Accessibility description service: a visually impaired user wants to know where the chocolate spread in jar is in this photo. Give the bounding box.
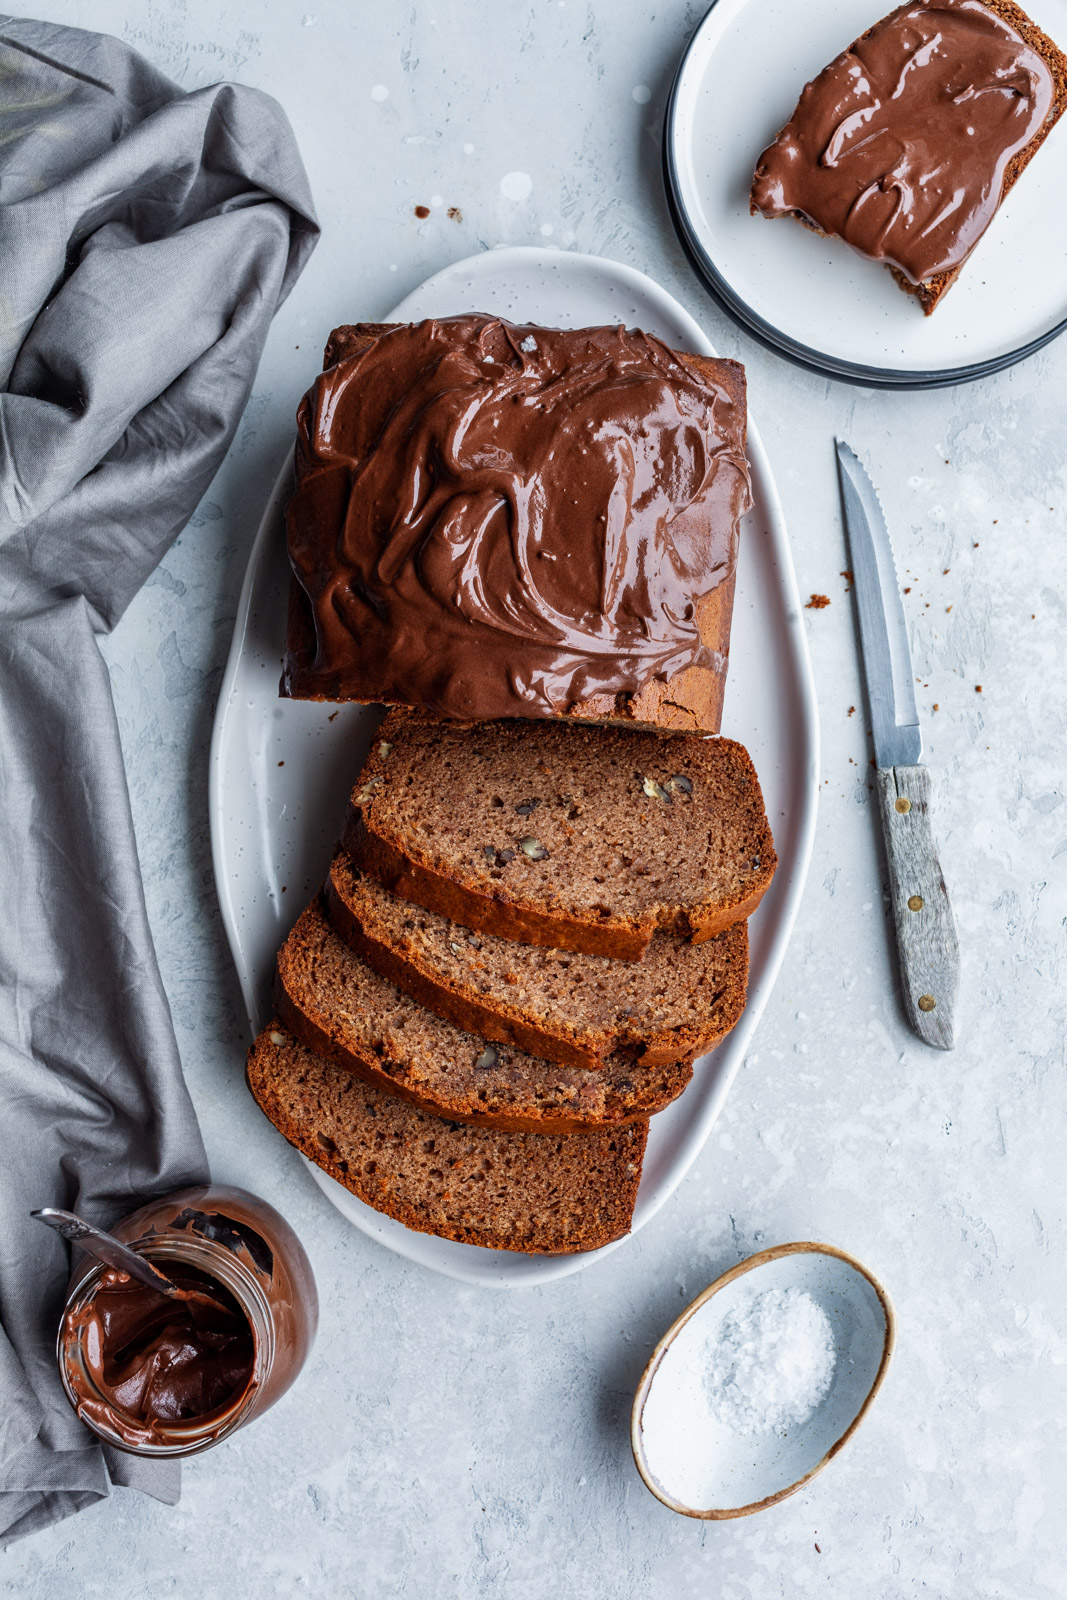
[58,1185,316,1455]
[281,315,751,720]
[64,1265,256,1447]
[751,0,1056,286]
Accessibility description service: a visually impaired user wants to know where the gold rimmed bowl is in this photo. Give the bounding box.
[631,1242,895,1519]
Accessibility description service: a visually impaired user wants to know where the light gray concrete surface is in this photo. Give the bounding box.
[4,2,1067,1595]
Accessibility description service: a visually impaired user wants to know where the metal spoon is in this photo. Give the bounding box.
[31,1207,185,1299]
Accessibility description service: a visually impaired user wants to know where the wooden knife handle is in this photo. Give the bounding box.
[876,765,960,1050]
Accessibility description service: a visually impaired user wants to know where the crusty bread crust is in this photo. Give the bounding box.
[274,899,694,1130]
[323,856,749,1070]
[751,0,1067,314]
[246,1023,648,1254]
[341,717,776,961]
[273,962,692,1134]
[342,810,648,959]
[285,323,746,731]
[342,808,771,958]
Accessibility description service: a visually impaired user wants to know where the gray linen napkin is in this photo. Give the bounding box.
[0,17,317,1546]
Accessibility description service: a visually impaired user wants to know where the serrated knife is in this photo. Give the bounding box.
[835,439,960,1050]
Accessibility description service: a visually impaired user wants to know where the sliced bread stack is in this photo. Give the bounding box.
[247,712,776,1256]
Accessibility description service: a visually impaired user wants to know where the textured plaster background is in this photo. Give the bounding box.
[3,1,1066,1596]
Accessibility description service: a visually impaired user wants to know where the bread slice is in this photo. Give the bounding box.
[281,319,748,734]
[325,852,749,1070]
[275,901,694,1131]
[247,1023,647,1254]
[343,712,775,960]
[750,0,1067,314]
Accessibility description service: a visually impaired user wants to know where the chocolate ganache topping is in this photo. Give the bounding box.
[282,316,750,720]
[751,0,1056,286]
[64,1266,256,1447]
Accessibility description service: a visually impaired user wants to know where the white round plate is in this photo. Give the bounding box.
[665,0,1067,387]
[209,246,819,1289]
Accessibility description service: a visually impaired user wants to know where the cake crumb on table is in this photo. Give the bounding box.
[806,594,831,610]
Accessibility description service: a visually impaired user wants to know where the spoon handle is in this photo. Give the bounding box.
[32,1208,181,1298]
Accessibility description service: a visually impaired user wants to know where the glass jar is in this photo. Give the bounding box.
[57,1183,317,1457]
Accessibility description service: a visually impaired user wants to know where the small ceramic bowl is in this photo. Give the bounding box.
[631,1242,894,1519]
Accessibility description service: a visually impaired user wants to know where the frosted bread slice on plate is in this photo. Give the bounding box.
[751,0,1067,313]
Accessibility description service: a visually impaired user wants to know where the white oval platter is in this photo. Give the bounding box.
[209,246,819,1289]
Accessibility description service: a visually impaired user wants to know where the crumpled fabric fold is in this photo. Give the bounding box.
[0,16,318,1547]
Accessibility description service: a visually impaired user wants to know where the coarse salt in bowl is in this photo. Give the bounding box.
[631,1242,894,1518]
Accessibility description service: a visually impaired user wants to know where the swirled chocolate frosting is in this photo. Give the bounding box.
[281,316,750,720]
[64,1266,256,1447]
[751,0,1058,288]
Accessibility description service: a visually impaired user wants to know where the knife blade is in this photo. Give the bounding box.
[835,439,960,1050]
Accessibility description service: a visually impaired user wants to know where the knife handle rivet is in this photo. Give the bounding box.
[895,797,912,814]
[917,995,937,1013]
[908,895,924,912]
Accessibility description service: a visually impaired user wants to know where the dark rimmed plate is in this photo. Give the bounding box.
[663,0,1067,389]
